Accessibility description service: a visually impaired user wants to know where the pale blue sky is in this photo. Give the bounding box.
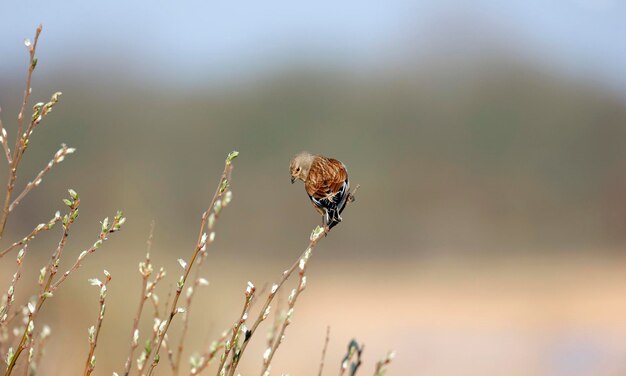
[1,0,625,90]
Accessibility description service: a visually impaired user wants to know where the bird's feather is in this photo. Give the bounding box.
[305,156,349,229]
[305,157,348,200]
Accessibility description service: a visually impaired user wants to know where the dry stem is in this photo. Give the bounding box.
[318,326,331,376]
[0,211,60,259]
[123,222,157,376]
[258,245,311,375]
[4,200,124,375]
[0,25,41,237]
[146,152,237,376]
[83,271,112,376]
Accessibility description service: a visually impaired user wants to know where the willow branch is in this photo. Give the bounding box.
[146,151,238,376]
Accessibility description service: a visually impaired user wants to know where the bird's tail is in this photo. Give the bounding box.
[325,207,342,230]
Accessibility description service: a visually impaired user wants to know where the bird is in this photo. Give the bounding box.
[290,152,350,230]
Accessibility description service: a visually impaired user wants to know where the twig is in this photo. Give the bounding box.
[4,192,78,376]
[216,282,255,375]
[0,246,27,327]
[4,193,124,376]
[0,25,41,238]
[227,225,328,376]
[226,183,360,375]
[174,270,210,375]
[318,326,331,376]
[373,351,395,376]
[9,144,75,213]
[146,151,238,376]
[189,331,228,375]
[0,116,11,164]
[259,245,312,375]
[83,271,112,376]
[49,210,125,292]
[25,325,50,376]
[123,222,157,376]
[0,211,60,259]
[265,288,283,350]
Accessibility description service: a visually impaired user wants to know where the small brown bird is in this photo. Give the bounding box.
[290,152,350,230]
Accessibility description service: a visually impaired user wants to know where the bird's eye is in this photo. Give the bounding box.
[296,167,300,172]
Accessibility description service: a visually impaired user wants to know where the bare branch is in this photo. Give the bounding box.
[0,211,61,259]
[146,151,238,376]
[9,144,75,213]
[83,271,112,376]
[318,326,331,376]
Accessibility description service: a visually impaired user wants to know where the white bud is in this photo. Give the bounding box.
[158,320,167,333]
[133,329,139,345]
[41,325,51,338]
[178,259,187,270]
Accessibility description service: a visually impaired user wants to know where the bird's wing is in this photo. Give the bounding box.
[305,157,348,201]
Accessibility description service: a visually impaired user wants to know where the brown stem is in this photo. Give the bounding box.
[227,231,323,376]
[230,183,358,375]
[259,248,310,375]
[147,155,235,376]
[83,275,111,376]
[318,326,331,376]
[0,212,60,259]
[123,221,156,376]
[0,25,42,238]
[216,286,255,375]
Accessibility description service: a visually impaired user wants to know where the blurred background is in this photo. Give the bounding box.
[1,0,626,374]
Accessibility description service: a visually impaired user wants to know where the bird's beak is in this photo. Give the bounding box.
[291,176,296,184]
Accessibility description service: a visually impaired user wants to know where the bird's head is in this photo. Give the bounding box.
[290,152,314,183]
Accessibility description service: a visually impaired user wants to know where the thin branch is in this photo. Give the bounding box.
[216,282,255,375]
[318,326,331,376]
[146,151,238,376]
[83,271,112,376]
[259,245,312,375]
[0,25,42,238]
[49,211,125,292]
[373,351,395,376]
[0,116,11,165]
[28,325,51,376]
[9,144,75,213]
[0,245,27,328]
[0,211,61,259]
[242,179,359,376]
[4,196,124,376]
[189,331,228,375]
[227,225,328,376]
[4,194,78,376]
[123,221,157,376]
[174,268,210,375]
[15,26,42,158]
